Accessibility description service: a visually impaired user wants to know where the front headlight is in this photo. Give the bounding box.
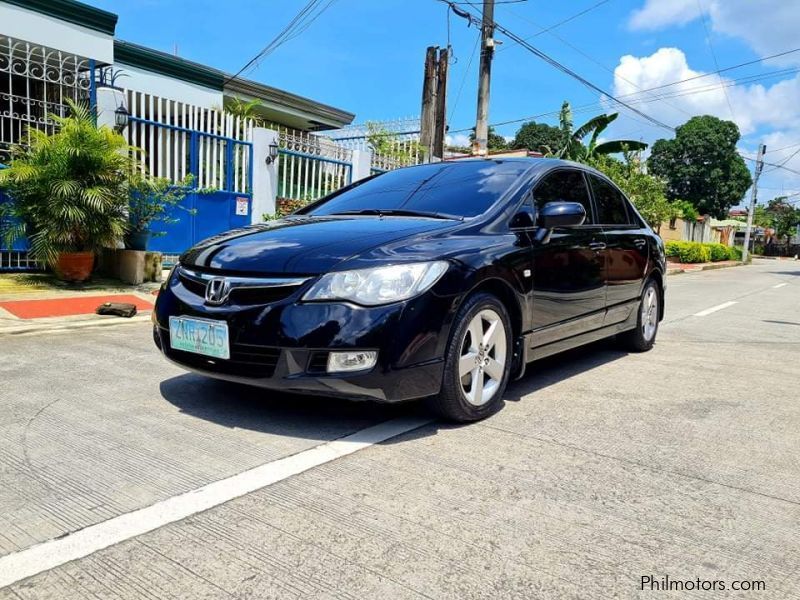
[302,261,449,306]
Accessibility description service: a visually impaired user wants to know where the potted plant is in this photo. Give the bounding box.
[0,100,136,282]
[125,174,195,251]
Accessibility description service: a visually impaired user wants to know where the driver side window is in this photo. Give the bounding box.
[533,170,594,224]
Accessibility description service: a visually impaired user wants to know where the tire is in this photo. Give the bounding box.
[619,278,660,352]
[429,292,513,422]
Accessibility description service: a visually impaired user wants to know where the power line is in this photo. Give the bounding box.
[448,31,481,124]
[768,142,800,154]
[443,0,676,132]
[765,145,800,174]
[696,0,736,121]
[618,47,800,96]
[497,0,613,52]
[224,0,336,85]
[502,5,694,119]
[448,61,798,133]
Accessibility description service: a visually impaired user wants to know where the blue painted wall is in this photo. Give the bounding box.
[147,190,252,254]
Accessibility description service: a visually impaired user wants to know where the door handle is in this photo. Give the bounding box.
[633,238,647,248]
[589,241,607,251]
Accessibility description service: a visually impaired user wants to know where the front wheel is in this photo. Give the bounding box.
[429,293,512,422]
[619,279,660,352]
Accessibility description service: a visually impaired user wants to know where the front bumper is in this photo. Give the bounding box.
[153,267,458,402]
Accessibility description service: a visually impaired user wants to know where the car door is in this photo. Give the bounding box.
[530,168,608,347]
[587,173,649,324]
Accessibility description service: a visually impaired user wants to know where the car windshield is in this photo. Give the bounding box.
[301,160,530,219]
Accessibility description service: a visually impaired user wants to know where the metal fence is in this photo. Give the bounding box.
[276,126,352,204]
[126,90,253,193]
[329,117,422,175]
[0,35,92,163]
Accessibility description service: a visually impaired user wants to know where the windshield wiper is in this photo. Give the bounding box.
[330,208,463,220]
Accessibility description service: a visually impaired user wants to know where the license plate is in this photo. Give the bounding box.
[169,316,230,359]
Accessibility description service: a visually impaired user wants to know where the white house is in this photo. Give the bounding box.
[0,0,362,264]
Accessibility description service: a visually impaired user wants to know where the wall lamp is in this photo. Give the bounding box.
[114,105,130,132]
[266,141,279,165]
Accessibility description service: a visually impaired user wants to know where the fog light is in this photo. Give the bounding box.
[327,351,378,373]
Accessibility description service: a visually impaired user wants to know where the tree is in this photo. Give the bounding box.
[366,122,421,164]
[764,197,800,247]
[222,97,266,126]
[469,126,508,151]
[0,101,135,267]
[589,153,668,229]
[512,121,566,154]
[556,101,647,162]
[647,115,752,219]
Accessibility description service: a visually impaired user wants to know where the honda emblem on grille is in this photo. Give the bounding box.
[205,277,231,305]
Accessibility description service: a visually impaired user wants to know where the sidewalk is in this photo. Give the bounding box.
[0,272,161,335]
[666,259,744,275]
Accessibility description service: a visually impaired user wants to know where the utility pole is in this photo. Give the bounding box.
[742,143,766,262]
[433,47,449,160]
[420,46,438,161]
[471,0,495,156]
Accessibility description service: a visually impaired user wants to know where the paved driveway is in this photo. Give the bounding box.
[1,260,798,598]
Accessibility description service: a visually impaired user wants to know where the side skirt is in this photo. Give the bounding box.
[523,304,639,363]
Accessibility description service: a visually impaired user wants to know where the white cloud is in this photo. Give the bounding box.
[613,47,800,136]
[629,0,696,31]
[629,1,800,66]
[609,47,800,197]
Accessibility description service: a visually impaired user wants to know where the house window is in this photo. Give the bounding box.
[0,36,91,162]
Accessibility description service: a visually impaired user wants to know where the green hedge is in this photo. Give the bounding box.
[664,240,741,263]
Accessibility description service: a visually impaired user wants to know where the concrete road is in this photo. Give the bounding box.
[0,260,798,599]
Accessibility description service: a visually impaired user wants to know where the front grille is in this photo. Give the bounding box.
[176,268,307,306]
[164,337,281,378]
[178,272,207,297]
[229,285,302,305]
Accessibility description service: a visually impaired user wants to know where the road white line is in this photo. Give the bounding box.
[694,301,737,317]
[0,416,431,589]
[773,283,788,289]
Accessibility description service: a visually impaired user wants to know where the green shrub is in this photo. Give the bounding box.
[728,245,743,260]
[708,243,730,262]
[665,240,681,258]
[664,240,709,263]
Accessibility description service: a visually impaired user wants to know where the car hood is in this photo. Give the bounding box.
[180,216,457,274]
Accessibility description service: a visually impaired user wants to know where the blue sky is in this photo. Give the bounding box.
[93,0,800,202]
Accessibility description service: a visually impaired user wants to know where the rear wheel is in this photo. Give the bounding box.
[619,279,660,352]
[429,293,512,422]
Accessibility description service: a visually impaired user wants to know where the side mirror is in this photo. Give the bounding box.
[534,201,586,244]
[539,201,586,229]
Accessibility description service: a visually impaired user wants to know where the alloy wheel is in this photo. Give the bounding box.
[458,309,507,406]
[641,286,658,342]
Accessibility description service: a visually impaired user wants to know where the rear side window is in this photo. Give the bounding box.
[589,175,631,226]
[533,169,593,224]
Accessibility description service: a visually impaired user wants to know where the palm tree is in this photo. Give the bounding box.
[554,101,647,161]
[223,97,266,126]
[0,100,137,269]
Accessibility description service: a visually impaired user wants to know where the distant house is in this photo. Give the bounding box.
[660,215,734,245]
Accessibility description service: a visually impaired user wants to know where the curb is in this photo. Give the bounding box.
[0,314,151,336]
[666,261,744,275]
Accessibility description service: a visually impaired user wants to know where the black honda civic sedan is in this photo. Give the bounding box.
[153,158,665,421]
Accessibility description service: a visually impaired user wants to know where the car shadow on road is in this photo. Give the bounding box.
[159,374,428,440]
[504,338,629,402]
[158,339,628,442]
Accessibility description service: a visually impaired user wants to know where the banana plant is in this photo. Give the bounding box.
[554,101,647,161]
